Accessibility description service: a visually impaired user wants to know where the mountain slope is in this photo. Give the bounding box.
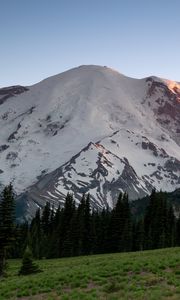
[0,65,180,214]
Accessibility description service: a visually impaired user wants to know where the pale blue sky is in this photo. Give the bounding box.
[0,0,180,87]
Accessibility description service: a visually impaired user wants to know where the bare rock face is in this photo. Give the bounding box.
[0,86,29,105]
[145,77,180,145]
[0,144,9,152]
[6,151,18,161]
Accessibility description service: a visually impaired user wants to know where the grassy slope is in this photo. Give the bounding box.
[1,248,180,300]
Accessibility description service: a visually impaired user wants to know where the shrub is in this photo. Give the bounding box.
[19,246,41,275]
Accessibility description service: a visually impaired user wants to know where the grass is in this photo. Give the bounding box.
[1,248,180,299]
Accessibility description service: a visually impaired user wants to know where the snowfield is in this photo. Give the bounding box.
[0,65,180,213]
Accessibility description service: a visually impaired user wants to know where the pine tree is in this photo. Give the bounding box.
[30,209,42,259]
[60,193,75,257]
[41,202,51,258]
[83,194,92,254]
[95,207,111,254]
[109,193,132,253]
[144,190,174,250]
[166,205,175,247]
[176,217,180,246]
[18,246,41,275]
[133,219,144,251]
[0,183,15,276]
[144,189,160,249]
[48,205,62,258]
[10,222,28,258]
[121,193,132,252]
[109,193,123,252]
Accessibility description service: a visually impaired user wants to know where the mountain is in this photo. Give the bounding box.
[0,65,180,218]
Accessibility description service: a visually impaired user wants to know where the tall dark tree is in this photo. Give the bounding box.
[10,222,28,258]
[47,205,62,258]
[121,193,132,251]
[0,183,15,276]
[41,202,51,258]
[144,190,175,250]
[176,216,180,246]
[133,218,145,251]
[109,192,132,253]
[30,209,42,259]
[94,207,111,254]
[19,246,41,275]
[82,194,92,255]
[144,189,159,249]
[166,205,175,247]
[109,193,123,252]
[60,193,76,257]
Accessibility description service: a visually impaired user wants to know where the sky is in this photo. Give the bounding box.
[1,0,180,87]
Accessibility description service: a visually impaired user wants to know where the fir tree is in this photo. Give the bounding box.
[41,202,51,257]
[176,216,180,246]
[144,189,157,249]
[19,246,41,275]
[0,183,15,276]
[95,207,111,254]
[133,219,144,251]
[109,193,132,253]
[82,194,92,254]
[60,193,75,257]
[30,209,42,259]
[121,193,132,251]
[144,190,175,250]
[166,205,175,247]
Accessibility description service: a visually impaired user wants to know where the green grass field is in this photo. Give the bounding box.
[1,248,180,300]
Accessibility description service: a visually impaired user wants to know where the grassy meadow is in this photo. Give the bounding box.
[1,248,180,300]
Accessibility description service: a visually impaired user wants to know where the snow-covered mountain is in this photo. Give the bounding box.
[0,65,180,215]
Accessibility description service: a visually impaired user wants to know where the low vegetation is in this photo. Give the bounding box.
[1,247,180,299]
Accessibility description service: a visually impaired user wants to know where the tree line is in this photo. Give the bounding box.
[1,184,180,276]
[11,189,180,259]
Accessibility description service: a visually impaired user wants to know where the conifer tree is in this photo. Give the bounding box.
[166,205,175,247]
[60,193,75,257]
[176,216,180,246]
[96,207,111,253]
[90,209,99,254]
[41,202,51,257]
[144,189,156,249]
[109,193,132,253]
[121,193,132,251]
[75,194,86,256]
[30,209,42,259]
[144,190,175,249]
[48,205,62,258]
[83,194,92,254]
[10,222,28,258]
[0,183,15,276]
[19,246,41,275]
[109,192,123,252]
[133,219,144,251]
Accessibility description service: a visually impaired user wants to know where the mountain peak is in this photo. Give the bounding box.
[164,80,180,101]
[0,66,179,217]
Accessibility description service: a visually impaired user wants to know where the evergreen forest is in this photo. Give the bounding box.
[1,185,180,271]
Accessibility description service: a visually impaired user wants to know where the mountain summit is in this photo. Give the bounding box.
[0,65,180,216]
